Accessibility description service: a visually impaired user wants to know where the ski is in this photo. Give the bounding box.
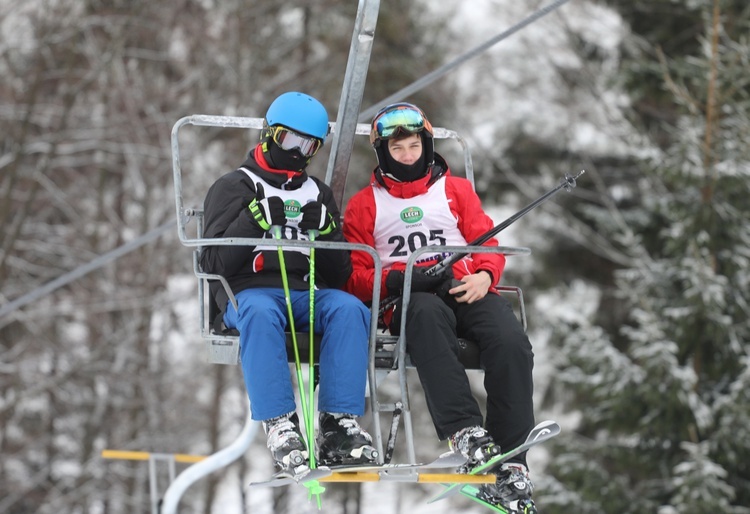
[428,420,560,503]
[459,485,537,514]
[313,448,469,474]
[248,448,468,488]
[320,471,496,484]
[420,450,470,469]
[247,466,333,489]
[327,462,428,473]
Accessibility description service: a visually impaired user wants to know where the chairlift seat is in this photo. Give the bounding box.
[202,262,524,372]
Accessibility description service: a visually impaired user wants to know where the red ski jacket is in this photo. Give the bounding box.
[343,154,505,305]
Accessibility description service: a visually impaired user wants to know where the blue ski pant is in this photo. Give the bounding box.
[224,288,370,421]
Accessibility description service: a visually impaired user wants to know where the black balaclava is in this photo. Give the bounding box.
[262,139,310,172]
[377,132,431,182]
[383,148,426,182]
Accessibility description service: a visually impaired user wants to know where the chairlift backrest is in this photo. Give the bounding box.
[171,115,477,245]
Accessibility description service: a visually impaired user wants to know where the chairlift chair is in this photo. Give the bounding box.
[171,114,530,469]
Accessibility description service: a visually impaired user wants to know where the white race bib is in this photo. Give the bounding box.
[372,177,467,269]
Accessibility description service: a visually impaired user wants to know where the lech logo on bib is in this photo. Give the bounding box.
[284,199,302,218]
[400,206,423,224]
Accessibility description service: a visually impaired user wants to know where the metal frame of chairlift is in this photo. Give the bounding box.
[162,0,533,510]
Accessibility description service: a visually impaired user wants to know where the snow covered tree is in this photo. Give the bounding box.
[540,1,750,512]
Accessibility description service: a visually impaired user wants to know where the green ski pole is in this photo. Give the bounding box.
[271,226,325,505]
[305,229,324,506]
[306,230,319,460]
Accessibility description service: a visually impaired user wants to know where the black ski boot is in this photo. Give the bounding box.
[317,413,378,466]
[449,425,501,472]
[478,462,536,513]
[262,412,309,476]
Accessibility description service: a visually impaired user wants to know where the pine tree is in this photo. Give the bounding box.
[541,1,750,512]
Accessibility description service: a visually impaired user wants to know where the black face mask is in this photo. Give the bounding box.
[264,140,309,172]
[383,150,426,182]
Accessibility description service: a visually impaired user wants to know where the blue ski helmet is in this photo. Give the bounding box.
[264,92,329,141]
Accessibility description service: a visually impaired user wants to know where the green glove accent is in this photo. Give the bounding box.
[247,182,286,232]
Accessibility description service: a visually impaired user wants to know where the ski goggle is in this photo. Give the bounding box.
[370,104,433,145]
[268,125,323,157]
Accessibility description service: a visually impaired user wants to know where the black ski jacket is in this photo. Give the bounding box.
[200,146,352,313]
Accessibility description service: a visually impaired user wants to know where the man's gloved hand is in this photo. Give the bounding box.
[299,193,336,235]
[385,267,448,296]
[247,183,286,231]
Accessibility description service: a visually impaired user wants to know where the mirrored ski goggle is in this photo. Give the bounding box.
[370,105,432,144]
[268,125,323,157]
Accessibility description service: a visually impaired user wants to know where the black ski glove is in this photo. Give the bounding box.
[436,278,466,301]
[299,193,336,236]
[246,183,286,231]
[386,267,447,296]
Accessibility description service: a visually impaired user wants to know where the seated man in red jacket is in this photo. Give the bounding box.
[343,103,536,512]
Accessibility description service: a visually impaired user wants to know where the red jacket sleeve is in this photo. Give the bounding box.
[342,186,391,302]
[445,177,506,285]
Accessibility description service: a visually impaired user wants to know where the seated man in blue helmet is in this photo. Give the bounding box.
[200,92,376,475]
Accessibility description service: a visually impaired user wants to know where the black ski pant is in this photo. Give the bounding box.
[391,292,535,463]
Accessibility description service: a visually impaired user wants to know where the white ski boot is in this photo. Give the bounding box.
[263,412,309,476]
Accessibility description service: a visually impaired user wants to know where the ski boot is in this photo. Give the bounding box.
[478,462,536,513]
[449,425,501,472]
[263,412,309,477]
[317,413,379,466]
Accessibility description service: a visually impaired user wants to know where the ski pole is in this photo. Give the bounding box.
[304,229,325,506]
[431,169,584,275]
[271,227,316,466]
[378,170,585,315]
[306,229,319,458]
